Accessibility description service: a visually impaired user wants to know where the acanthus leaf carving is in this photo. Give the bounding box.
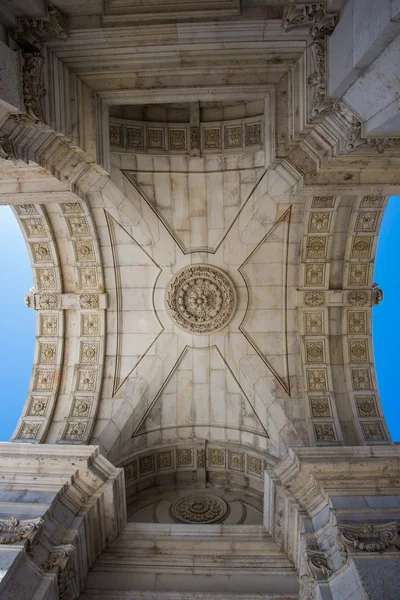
[336,521,398,554]
[0,517,43,555]
[11,5,68,125]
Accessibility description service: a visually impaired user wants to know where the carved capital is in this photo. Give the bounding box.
[336,521,398,554]
[0,137,17,162]
[11,5,68,125]
[42,544,75,571]
[372,283,384,306]
[283,4,338,40]
[0,517,43,555]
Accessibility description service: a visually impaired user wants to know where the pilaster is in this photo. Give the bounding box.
[0,443,126,600]
[265,446,400,600]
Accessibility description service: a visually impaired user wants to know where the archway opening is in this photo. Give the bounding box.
[0,206,36,441]
[373,196,400,441]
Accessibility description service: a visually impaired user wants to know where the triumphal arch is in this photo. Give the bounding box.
[0,0,400,598]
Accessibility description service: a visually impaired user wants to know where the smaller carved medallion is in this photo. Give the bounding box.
[171,495,228,524]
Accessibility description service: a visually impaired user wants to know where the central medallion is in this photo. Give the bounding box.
[165,264,236,335]
[171,495,228,524]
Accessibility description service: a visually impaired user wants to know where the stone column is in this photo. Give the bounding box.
[265,446,400,600]
[0,443,125,600]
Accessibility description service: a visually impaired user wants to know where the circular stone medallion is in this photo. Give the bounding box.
[165,264,236,335]
[171,495,228,524]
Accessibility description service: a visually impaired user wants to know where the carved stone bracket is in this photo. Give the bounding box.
[0,137,17,162]
[0,517,43,555]
[283,3,338,120]
[336,521,398,555]
[10,5,68,124]
[42,544,78,600]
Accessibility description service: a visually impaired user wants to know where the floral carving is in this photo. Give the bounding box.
[71,397,92,417]
[225,126,242,149]
[248,456,262,477]
[190,127,200,150]
[28,396,49,416]
[314,423,336,442]
[348,263,368,286]
[304,292,325,307]
[124,461,137,482]
[41,314,58,335]
[165,264,236,335]
[81,342,99,364]
[0,517,42,551]
[77,369,97,392]
[355,212,378,232]
[306,341,324,363]
[229,451,244,471]
[32,242,51,262]
[197,449,206,468]
[209,448,225,467]
[39,343,57,364]
[360,421,386,442]
[23,218,46,238]
[337,522,397,553]
[204,128,221,149]
[82,313,100,335]
[177,449,193,467]
[372,283,384,306]
[79,268,98,289]
[67,216,89,236]
[309,212,330,232]
[157,451,173,470]
[361,196,383,208]
[307,369,327,391]
[63,421,88,442]
[305,263,324,286]
[351,236,372,258]
[245,123,261,146]
[34,369,55,391]
[171,495,228,524]
[18,421,41,439]
[80,294,100,309]
[37,269,56,290]
[147,128,164,149]
[75,241,94,262]
[351,368,372,390]
[109,124,122,146]
[347,291,369,306]
[349,340,368,363]
[16,204,38,215]
[306,236,326,258]
[61,203,83,214]
[169,129,186,150]
[304,312,323,334]
[139,455,155,476]
[356,396,377,418]
[42,545,74,571]
[37,293,59,309]
[127,127,143,148]
[347,311,366,334]
[312,196,335,208]
[310,396,331,418]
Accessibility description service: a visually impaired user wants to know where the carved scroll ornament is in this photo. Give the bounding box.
[337,521,398,553]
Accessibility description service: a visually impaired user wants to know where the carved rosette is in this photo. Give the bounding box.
[165,264,236,334]
[171,495,228,524]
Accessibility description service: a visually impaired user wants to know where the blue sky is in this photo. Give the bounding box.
[0,206,36,441]
[0,201,398,442]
